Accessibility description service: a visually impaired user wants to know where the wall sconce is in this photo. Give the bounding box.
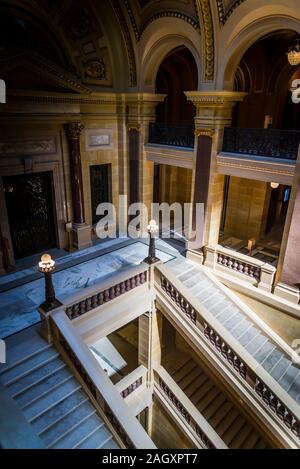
[270,182,279,189]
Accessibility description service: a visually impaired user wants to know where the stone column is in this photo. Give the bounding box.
[184,91,247,258]
[64,121,92,249]
[128,124,141,206]
[125,94,166,235]
[138,309,162,383]
[274,152,300,303]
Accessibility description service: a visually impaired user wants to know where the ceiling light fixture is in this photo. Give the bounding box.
[287,39,300,66]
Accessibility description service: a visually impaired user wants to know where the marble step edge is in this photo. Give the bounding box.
[27,385,82,423]
[0,344,52,376]
[4,353,60,387]
[36,396,90,436]
[12,363,67,399]
[72,422,105,449]
[202,265,300,367]
[47,408,97,448]
[20,375,75,410]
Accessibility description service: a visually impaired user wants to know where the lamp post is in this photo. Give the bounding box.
[144,219,160,264]
[38,254,61,312]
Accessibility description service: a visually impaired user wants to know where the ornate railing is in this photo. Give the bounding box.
[154,369,225,449]
[216,251,261,281]
[204,323,247,379]
[222,127,300,160]
[205,245,276,291]
[50,311,156,449]
[121,377,143,398]
[148,123,195,148]
[65,269,147,319]
[155,264,300,441]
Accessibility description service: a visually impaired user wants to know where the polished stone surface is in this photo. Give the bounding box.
[0,241,173,339]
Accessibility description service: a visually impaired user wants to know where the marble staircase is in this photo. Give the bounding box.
[0,335,119,449]
[163,349,270,449]
[166,257,300,404]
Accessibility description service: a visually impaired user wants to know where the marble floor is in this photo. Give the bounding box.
[0,241,174,339]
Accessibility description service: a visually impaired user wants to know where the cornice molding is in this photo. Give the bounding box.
[0,52,92,95]
[216,0,246,27]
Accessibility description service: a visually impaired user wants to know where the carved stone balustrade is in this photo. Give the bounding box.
[205,244,276,291]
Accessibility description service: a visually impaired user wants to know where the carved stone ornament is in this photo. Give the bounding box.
[84,59,106,80]
[70,14,94,40]
[195,128,214,138]
[64,121,85,140]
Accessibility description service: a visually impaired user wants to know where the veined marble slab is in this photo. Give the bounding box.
[0,242,173,339]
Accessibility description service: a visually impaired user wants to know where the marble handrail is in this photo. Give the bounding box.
[154,263,300,442]
[154,366,228,449]
[50,309,156,449]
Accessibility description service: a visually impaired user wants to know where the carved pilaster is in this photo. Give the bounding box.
[64,121,91,249]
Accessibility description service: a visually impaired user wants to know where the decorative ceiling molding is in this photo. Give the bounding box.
[110,0,137,86]
[0,52,93,94]
[140,11,200,38]
[216,0,246,26]
[195,0,214,81]
[123,1,200,41]
[124,0,140,41]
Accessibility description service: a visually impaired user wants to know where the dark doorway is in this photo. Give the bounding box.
[265,185,291,241]
[90,164,112,225]
[3,172,56,259]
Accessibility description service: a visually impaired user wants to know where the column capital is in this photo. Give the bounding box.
[64,121,85,140]
[125,93,166,124]
[194,128,215,138]
[185,91,247,130]
[185,91,247,109]
[127,123,141,131]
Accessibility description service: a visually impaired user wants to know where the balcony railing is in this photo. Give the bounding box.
[222,127,300,160]
[148,123,195,148]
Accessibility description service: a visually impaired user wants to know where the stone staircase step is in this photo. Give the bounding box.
[178,366,201,390]
[73,423,112,449]
[42,402,96,447]
[230,423,253,449]
[52,414,104,449]
[1,351,60,387]
[215,409,240,437]
[172,360,196,382]
[30,389,87,432]
[209,402,233,428]
[202,394,228,421]
[270,356,292,381]
[14,365,70,406]
[0,344,52,377]
[197,386,220,414]
[279,365,300,392]
[5,357,65,395]
[24,379,82,421]
[184,372,208,398]
[222,414,246,446]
